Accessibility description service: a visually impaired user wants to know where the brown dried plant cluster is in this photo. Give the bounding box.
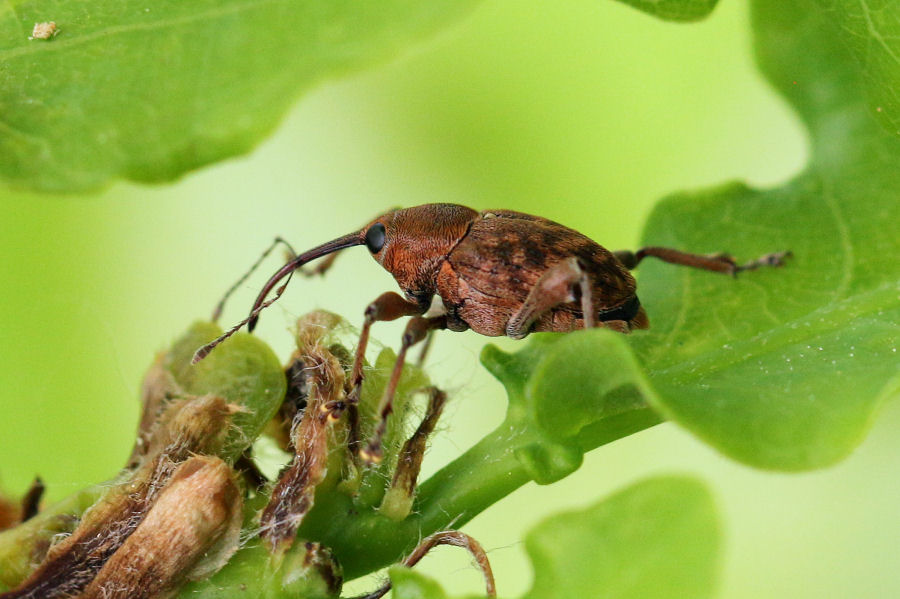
[0,312,494,599]
[1,372,244,598]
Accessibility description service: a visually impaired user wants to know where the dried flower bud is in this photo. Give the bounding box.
[0,392,243,599]
[140,394,241,464]
[79,456,242,599]
[128,353,178,467]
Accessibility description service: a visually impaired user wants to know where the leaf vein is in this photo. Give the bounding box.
[820,177,854,299]
[858,0,900,66]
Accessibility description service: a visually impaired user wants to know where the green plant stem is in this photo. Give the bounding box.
[300,404,661,580]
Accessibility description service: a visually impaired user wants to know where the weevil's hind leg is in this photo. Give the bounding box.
[360,316,448,464]
[351,530,496,599]
[614,247,792,276]
[731,250,793,273]
[506,257,600,339]
[378,387,447,520]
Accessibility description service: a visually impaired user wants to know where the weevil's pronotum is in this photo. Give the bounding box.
[194,203,789,461]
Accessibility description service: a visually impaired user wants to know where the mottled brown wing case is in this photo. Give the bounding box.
[442,211,635,336]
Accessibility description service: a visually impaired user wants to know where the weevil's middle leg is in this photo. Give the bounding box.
[415,329,436,368]
[614,247,792,276]
[360,315,448,464]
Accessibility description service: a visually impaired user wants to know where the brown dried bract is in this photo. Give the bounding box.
[379,387,446,521]
[0,396,242,599]
[0,479,45,532]
[127,352,180,467]
[259,313,346,555]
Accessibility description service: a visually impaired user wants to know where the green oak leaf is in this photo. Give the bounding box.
[0,0,722,193]
[485,0,899,473]
[387,568,452,599]
[617,0,900,470]
[522,476,719,599]
[167,321,286,463]
[816,0,900,135]
[0,1,480,192]
[388,476,720,599]
[615,0,719,22]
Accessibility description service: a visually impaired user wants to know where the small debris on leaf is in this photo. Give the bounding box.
[29,22,59,40]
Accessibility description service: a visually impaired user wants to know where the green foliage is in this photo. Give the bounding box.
[0,0,479,191]
[615,0,719,21]
[168,322,286,462]
[0,0,721,192]
[523,476,719,599]
[616,0,899,470]
[387,477,720,599]
[815,0,900,135]
[1,0,898,596]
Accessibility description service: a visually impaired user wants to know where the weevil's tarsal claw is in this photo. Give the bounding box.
[735,250,793,275]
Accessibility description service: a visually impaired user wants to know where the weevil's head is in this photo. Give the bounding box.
[363,203,479,305]
[192,203,480,363]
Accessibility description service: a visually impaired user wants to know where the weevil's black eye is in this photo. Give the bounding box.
[365,223,386,253]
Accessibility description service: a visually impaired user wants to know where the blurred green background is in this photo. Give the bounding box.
[1,0,897,597]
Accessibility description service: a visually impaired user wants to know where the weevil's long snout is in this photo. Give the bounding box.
[191,231,364,364]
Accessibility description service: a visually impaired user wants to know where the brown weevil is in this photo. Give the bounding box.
[194,203,789,462]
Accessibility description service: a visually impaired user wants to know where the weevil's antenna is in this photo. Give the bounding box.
[192,231,364,364]
[211,237,299,323]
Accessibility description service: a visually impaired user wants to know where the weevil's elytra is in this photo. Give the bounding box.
[195,202,790,462]
[434,208,642,336]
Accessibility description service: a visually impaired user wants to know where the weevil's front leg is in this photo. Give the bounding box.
[506,257,610,339]
[331,293,427,462]
[360,316,448,464]
[341,292,428,411]
[352,530,496,599]
[614,247,792,276]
